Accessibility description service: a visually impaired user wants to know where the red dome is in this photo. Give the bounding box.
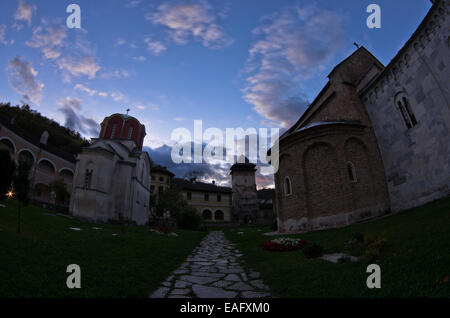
[99,114,146,150]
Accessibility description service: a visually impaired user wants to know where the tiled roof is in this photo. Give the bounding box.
[172,178,232,193]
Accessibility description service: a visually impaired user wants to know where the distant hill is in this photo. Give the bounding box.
[0,103,90,155]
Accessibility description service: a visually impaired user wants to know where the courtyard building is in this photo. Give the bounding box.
[173,178,233,223]
[0,115,75,209]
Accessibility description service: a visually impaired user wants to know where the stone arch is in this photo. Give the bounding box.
[214,210,224,221]
[17,148,36,164]
[0,137,16,154]
[344,137,377,209]
[302,142,344,221]
[38,158,56,174]
[59,168,74,180]
[202,209,212,220]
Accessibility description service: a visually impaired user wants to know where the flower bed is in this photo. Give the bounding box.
[261,238,307,251]
[151,226,176,235]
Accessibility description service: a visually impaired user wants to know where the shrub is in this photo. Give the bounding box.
[303,243,324,258]
[176,206,202,230]
[352,232,364,243]
[363,236,389,263]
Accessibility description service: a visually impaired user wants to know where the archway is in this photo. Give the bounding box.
[202,209,212,220]
[214,210,224,221]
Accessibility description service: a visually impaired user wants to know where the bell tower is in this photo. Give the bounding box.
[230,155,258,224]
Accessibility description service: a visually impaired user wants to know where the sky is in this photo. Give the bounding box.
[0,0,432,187]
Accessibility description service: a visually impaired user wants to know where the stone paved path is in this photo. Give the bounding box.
[150,231,271,298]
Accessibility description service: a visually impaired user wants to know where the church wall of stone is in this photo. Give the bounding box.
[361,1,450,212]
[275,124,390,233]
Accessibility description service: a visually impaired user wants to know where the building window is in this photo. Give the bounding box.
[84,169,93,188]
[158,186,163,194]
[187,192,192,200]
[217,193,221,202]
[347,161,357,182]
[150,185,155,193]
[395,94,417,129]
[127,126,133,139]
[202,210,212,220]
[204,193,209,201]
[215,210,224,220]
[284,177,292,196]
[159,176,164,182]
[111,123,117,138]
[151,176,155,181]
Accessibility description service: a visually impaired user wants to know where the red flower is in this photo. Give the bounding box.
[153,226,173,234]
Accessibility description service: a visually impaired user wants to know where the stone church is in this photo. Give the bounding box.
[274,0,449,233]
[70,113,151,225]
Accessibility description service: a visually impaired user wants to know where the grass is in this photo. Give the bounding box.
[224,197,450,298]
[0,199,206,298]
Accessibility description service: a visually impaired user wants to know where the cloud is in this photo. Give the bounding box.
[58,97,99,137]
[174,117,185,122]
[57,56,101,80]
[144,144,233,186]
[125,0,142,8]
[7,56,44,105]
[0,25,7,45]
[147,2,233,49]
[25,25,67,60]
[243,5,345,128]
[114,38,127,47]
[74,83,108,97]
[133,56,147,62]
[14,1,36,27]
[100,69,130,79]
[144,37,167,55]
[144,142,275,188]
[111,91,125,102]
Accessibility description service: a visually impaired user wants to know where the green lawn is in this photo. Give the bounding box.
[224,197,450,298]
[0,200,205,298]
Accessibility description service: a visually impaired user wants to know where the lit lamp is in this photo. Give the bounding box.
[6,190,14,198]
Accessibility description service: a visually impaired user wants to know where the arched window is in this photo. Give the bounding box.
[395,93,417,129]
[0,138,15,154]
[347,161,357,182]
[215,210,224,220]
[202,209,212,220]
[38,159,55,174]
[60,169,74,180]
[284,177,292,196]
[18,150,35,164]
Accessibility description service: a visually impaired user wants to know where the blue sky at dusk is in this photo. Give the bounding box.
[0,0,431,186]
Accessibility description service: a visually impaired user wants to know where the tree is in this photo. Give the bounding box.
[13,158,32,233]
[49,179,68,207]
[155,187,187,218]
[0,149,16,202]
